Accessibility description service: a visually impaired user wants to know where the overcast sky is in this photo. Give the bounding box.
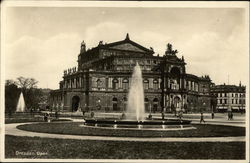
[4,6,248,89]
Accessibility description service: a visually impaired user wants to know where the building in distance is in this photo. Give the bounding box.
[210,82,246,112]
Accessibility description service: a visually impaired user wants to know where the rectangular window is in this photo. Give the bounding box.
[225,93,227,97]
[224,99,227,104]
[235,99,238,104]
[235,94,238,97]
[232,93,234,97]
[220,99,223,104]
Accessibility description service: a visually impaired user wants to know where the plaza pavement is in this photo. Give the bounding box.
[5,113,245,142]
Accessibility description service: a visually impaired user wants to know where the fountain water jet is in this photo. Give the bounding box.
[126,62,145,121]
[16,92,26,112]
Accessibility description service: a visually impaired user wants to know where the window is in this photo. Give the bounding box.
[153,79,159,90]
[224,99,227,104]
[232,99,234,104]
[232,93,234,97]
[220,99,223,104]
[143,79,149,89]
[112,78,119,89]
[235,94,238,97]
[122,78,129,90]
[96,79,102,88]
[239,99,241,104]
[235,99,238,104]
[225,93,227,97]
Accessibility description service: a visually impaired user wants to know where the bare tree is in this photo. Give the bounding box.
[16,77,38,90]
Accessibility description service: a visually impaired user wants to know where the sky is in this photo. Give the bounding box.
[4,5,249,89]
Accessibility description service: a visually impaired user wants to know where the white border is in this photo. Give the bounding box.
[1,1,249,163]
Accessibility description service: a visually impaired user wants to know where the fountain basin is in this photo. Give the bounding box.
[84,119,192,125]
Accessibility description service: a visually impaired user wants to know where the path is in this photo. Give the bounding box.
[5,123,245,142]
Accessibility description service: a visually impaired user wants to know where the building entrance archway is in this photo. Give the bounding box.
[72,96,80,112]
[153,98,159,113]
[112,97,118,111]
[174,96,181,112]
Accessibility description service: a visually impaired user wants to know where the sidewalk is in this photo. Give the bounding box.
[5,122,245,142]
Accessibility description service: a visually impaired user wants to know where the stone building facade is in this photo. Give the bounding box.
[50,34,214,113]
[210,83,246,112]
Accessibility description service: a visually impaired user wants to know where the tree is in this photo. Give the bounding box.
[5,82,20,116]
[15,77,39,110]
[16,77,38,90]
[5,77,50,113]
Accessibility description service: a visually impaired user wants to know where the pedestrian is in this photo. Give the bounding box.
[179,111,183,120]
[200,112,205,123]
[161,112,165,120]
[44,113,48,122]
[228,111,231,120]
[211,112,214,119]
[55,111,58,119]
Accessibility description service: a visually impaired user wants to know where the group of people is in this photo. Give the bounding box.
[43,111,59,122]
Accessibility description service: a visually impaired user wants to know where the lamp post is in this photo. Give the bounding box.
[148,103,152,119]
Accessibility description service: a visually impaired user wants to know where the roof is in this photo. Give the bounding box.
[211,84,246,92]
[82,33,154,55]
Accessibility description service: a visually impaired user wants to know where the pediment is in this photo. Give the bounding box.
[110,43,146,53]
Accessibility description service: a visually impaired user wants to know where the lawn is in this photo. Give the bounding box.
[17,122,245,137]
[5,118,71,124]
[5,135,245,159]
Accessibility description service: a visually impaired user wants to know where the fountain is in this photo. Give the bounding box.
[84,62,192,130]
[16,92,26,112]
[126,62,145,121]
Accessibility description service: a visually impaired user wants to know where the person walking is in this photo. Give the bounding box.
[228,111,231,120]
[200,112,205,123]
[231,112,234,120]
[211,112,214,119]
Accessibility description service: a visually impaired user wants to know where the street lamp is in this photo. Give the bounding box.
[148,103,152,119]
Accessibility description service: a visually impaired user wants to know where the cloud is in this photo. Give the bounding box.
[84,22,127,48]
[5,33,82,89]
[176,27,248,85]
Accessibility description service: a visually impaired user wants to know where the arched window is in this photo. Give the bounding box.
[122,78,129,90]
[153,79,159,90]
[112,97,118,111]
[96,79,102,88]
[143,79,149,90]
[112,78,119,89]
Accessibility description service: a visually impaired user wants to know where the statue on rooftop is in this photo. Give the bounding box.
[80,40,86,53]
[165,43,178,56]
